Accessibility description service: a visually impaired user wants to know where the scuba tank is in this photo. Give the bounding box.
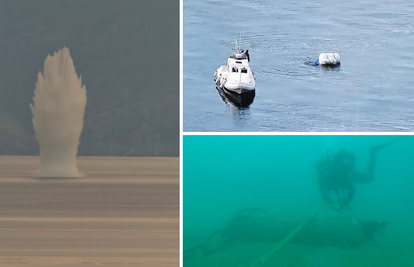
[316,151,334,183]
[316,149,355,183]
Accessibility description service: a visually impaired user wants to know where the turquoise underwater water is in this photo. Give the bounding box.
[183,135,414,266]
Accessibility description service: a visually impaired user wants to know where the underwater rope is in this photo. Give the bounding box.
[250,213,318,267]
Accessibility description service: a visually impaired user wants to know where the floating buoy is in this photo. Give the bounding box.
[318,52,341,66]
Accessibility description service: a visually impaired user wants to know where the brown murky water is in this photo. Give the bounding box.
[0,156,179,266]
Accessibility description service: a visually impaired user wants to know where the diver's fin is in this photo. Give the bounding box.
[369,136,405,155]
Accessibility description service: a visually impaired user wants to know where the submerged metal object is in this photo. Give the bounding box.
[185,209,390,261]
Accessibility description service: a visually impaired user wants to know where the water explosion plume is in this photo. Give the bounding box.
[30,47,87,177]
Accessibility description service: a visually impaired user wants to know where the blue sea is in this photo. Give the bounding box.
[183,0,414,132]
[183,135,414,266]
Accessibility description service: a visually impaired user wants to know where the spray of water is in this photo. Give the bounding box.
[30,47,87,177]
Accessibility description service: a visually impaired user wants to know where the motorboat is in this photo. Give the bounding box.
[214,38,256,95]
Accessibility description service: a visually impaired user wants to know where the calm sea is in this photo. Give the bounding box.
[183,0,414,132]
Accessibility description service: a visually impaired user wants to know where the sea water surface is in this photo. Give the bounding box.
[183,0,414,132]
[183,135,414,266]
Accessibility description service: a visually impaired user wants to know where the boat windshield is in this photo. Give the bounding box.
[230,54,247,60]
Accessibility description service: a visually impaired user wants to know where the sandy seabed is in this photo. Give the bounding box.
[0,156,179,267]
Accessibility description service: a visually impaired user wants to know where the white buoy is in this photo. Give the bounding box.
[319,53,341,66]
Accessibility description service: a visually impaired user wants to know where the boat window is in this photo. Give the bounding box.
[236,61,242,64]
[232,67,238,72]
[230,54,247,60]
[241,69,248,73]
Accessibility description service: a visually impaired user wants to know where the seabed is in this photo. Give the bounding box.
[185,210,413,267]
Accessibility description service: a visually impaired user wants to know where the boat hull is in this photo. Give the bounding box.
[217,86,255,107]
[223,84,255,94]
[214,71,255,95]
[184,209,391,261]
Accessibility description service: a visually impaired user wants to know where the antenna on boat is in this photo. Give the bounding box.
[239,33,241,49]
[234,34,242,52]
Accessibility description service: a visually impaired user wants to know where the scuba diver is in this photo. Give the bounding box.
[316,137,404,210]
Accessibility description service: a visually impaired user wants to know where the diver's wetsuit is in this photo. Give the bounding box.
[317,137,403,210]
[317,149,377,210]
